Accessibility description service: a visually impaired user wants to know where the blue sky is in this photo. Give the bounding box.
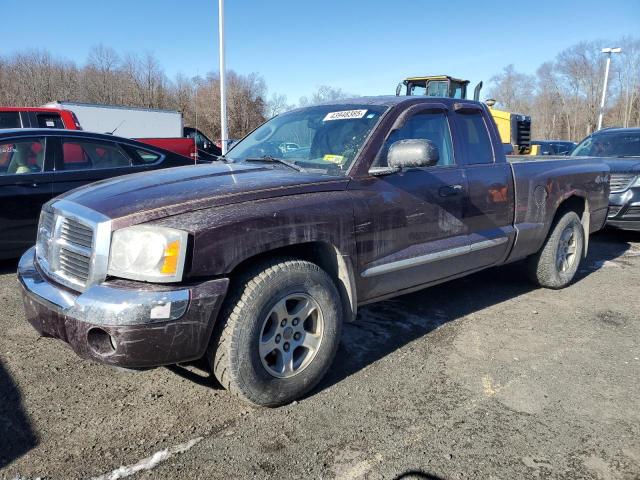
[2,0,639,103]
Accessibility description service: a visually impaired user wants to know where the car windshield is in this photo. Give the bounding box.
[571,131,640,157]
[226,104,388,175]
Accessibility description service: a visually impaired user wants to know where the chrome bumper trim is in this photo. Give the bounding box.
[19,247,190,326]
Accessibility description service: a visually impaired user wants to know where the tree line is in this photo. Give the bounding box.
[1,38,638,143]
[0,45,266,141]
[488,37,640,141]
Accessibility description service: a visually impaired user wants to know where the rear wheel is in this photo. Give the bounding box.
[208,258,342,407]
[528,210,585,289]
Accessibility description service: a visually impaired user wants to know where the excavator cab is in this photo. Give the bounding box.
[396,74,530,154]
[396,75,483,101]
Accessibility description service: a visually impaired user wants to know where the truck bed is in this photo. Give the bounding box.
[506,156,610,262]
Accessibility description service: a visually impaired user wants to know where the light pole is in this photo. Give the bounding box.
[597,47,621,131]
[218,0,228,154]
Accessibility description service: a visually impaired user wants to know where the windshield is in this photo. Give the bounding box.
[226,104,388,174]
[571,131,640,157]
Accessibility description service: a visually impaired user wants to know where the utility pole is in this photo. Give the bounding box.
[218,0,228,154]
[597,47,621,131]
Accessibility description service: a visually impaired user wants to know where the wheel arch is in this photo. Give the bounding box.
[228,241,358,322]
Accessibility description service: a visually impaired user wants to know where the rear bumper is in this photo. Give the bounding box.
[18,247,229,368]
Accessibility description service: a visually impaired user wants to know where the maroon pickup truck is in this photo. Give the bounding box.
[17,96,610,406]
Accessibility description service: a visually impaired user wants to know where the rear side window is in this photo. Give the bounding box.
[376,111,455,167]
[0,138,46,175]
[135,149,161,164]
[37,113,64,129]
[457,112,494,164]
[60,139,131,170]
[0,112,21,129]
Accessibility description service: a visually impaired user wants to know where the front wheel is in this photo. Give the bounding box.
[208,258,343,407]
[528,210,585,289]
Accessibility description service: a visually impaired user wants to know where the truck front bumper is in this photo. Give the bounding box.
[18,247,229,368]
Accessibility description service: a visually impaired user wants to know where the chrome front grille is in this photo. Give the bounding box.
[60,217,94,249]
[58,247,91,283]
[35,200,112,292]
[610,173,636,192]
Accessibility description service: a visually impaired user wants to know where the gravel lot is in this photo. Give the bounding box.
[1,229,639,480]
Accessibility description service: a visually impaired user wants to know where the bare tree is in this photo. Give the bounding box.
[613,37,640,128]
[84,44,121,104]
[266,93,292,118]
[298,85,353,107]
[488,64,535,114]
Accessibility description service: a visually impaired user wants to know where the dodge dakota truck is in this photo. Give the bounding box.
[18,96,610,406]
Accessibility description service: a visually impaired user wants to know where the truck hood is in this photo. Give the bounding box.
[59,162,348,226]
[601,157,640,173]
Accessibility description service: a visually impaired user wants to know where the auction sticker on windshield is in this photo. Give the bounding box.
[323,154,346,164]
[323,110,367,121]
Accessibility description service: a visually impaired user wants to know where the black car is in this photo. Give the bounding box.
[571,127,640,231]
[531,140,577,156]
[0,129,210,259]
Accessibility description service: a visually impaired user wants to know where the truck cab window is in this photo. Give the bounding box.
[457,112,494,164]
[37,114,64,129]
[376,112,454,167]
[0,112,20,129]
[0,138,46,175]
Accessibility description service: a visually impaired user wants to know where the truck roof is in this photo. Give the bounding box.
[43,101,181,115]
[0,106,75,113]
[314,95,483,108]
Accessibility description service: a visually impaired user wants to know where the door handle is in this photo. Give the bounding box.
[439,184,464,197]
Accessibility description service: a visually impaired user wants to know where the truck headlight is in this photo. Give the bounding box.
[108,225,188,282]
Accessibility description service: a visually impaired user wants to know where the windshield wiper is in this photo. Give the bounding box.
[244,156,305,172]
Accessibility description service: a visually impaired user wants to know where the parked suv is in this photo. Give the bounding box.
[571,128,640,230]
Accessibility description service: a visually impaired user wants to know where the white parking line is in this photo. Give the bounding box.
[90,437,203,480]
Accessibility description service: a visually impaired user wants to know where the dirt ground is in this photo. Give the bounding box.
[1,229,639,480]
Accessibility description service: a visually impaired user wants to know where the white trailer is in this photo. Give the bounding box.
[42,101,183,138]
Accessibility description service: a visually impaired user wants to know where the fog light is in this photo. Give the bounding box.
[87,328,116,356]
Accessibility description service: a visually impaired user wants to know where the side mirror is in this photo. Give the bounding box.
[395,82,403,96]
[387,139,439,170]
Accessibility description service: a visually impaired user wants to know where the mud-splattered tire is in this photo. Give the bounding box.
[528,210,585,289]
[208,258,342,407]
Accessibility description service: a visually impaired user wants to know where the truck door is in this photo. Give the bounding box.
[352,106,470,301]
[452,104,515,269]
[0,135,54,259]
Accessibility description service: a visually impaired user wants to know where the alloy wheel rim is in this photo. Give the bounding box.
[556,225,578,273]
[258,293,324,378]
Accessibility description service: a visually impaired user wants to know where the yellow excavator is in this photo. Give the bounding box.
[396,75,531,154]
